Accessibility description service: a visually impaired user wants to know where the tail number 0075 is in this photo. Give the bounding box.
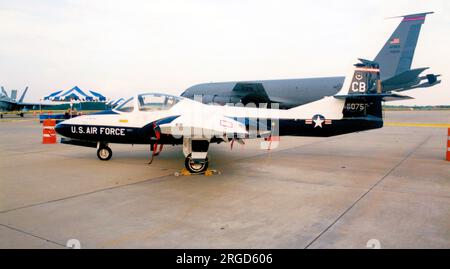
[346,103,368,111]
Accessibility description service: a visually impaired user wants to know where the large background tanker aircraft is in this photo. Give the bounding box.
[56,59,415,173]
[180,12,440,109]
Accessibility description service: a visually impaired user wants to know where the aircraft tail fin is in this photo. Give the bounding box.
[335,59,412,119]
[374,12,433,80]
[1,86,8,98]
[10,90,17,101]
[18,86,29,103]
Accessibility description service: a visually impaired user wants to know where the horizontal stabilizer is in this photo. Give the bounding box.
[335,93,413,101]
[407,77,441,90]
[383,67,428,85]
[382,68,442,92]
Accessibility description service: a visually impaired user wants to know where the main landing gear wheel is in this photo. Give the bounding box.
[184,154,208,173]
[97,145,112,161]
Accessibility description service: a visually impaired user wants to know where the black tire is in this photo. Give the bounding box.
[97,145,112,161]
[19,113,24,117]
[184,154,209,173]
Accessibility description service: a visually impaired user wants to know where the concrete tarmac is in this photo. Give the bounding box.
[0,111,449,248]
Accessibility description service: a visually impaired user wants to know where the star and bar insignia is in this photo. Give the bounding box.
[305,115,332,128]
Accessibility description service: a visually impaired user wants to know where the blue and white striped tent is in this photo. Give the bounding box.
[44,86,106,102]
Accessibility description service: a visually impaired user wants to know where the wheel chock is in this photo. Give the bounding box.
[174,169,221,177]
[174,168,191,177]
[181,168,191,176]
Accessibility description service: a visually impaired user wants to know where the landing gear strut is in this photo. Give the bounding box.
[97,144,112,161]
[182,138,210,173]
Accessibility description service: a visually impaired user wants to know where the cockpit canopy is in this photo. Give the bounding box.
[115,98,135,112]
[115,93,182,113]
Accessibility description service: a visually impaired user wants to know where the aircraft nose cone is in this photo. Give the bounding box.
[55,123,62,135]
[55,123,69,137]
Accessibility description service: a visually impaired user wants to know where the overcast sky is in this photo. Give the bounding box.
[1,0,449,105]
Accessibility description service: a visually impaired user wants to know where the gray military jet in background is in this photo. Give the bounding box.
[181,12,441,108]
[0,86,40,118]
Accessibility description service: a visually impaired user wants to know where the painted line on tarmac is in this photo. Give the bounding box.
[304,135,432,249]
[0,223,66,248]
[385,122,450,128]
[0,173,175,214]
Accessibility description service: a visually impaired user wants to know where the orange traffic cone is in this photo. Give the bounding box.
[42,119,57,144]
[446,128,450,161]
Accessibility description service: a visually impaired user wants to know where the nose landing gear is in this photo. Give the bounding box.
[97,144,112,161]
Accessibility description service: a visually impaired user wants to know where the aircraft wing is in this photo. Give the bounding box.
[0,97,52,110]
[18,101,47,106]
[0,99,15,105]
[16,101,54,110]
[158,114,248,139]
